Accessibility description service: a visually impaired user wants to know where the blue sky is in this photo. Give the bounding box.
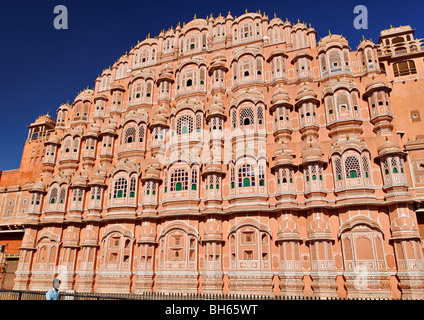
[0,0,422,170]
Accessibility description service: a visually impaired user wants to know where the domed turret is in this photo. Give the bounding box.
[301,141,325,165]
[271,142,295,169]
[203,218,223,242]
[307,216,332,241]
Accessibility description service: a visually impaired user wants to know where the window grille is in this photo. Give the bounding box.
[196,114,202,132]
[114,178,128,198]
[391,157,398,173]
[139,126,145,143]
[238,164,255,188]
[345,156,361,178]
[35,194,41,205]
[59,188,66,204]
[382,159,389,175]
[130,177,136,197]
[170,169,189,191]
[125,127,136,143]
[177,115,193,135]
[191,169,198,190]
[259,165,265,186]
[257,107,264,124]
[50,188,58,204]
[241,23,252,39]
[240,108,254,126]
[231,166,235,189]
[362,155,370,178]
[231,109,237,128]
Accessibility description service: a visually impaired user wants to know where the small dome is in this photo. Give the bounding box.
[85,124,100,138]
[47,133,60,145]
[143,157,162,181]
[377,139,404,157]
[207,97,226,119]
[307,217,332,239]
[144,167,161,181]
[271,87,291,108]
[35,114,56,125]
[364,77,391,96]
[32,180,46,192]
[101,119,117,135]
[202,163,224,176]
[89,171,106,186]
[212,51,226,62]
[203,219,223,241]
[72,170,88,188]
[204,219,222,236]
[277,217,300,240]
[139,223,157,244]
[296,84,317,103]
[301,141,324,164]
[152,111,168,127]
[357,38,376,51]
[272,142,295,169]
[391,216,417,234]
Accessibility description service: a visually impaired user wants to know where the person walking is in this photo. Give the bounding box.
[46,279,60,300]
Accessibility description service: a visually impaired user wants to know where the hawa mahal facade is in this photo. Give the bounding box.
[1,11,424,299]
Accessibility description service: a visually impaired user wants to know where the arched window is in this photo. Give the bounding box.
[329,50,342,69]
[257,107,264,125]
[177,115,194,135]
[187,36,198,51]
[240,108,254,126]
[240,23,253,39]
[129,177,136,198]
[146,82,152,97]
[191,168,198,190]
[124,127,136,143]
[231,109,237,128]
[334,158,343,181]
[114,178,128,198]
[132,82,143,99]
[139,125,145,143]
[259,165,265,186]
[362,155,371,178]
[230,166,235,189]
[196,114,202,132]
[391,157,399,173]
[238,164,255,188]
[50,188,58,204]
[59,188,66,204]
[170,169,189,191]
[345,156,361,179]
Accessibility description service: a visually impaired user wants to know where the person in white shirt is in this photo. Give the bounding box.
[46,279,60,300]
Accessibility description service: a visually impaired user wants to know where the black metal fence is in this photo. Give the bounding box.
[0,289,350,301]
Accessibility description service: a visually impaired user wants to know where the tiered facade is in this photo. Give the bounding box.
[1,12,424,299]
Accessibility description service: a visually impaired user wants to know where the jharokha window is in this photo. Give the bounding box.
[393,60,417,77]
[240,23,253,39]
[345,156,361,179]
[238,164,255,188]
[170,169,189,191]
[114,178,128,198]
[177,114,194,135]
[124,127,136,143]
[240,107,254,126]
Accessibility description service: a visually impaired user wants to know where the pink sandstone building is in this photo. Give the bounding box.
[0,11,424,299]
